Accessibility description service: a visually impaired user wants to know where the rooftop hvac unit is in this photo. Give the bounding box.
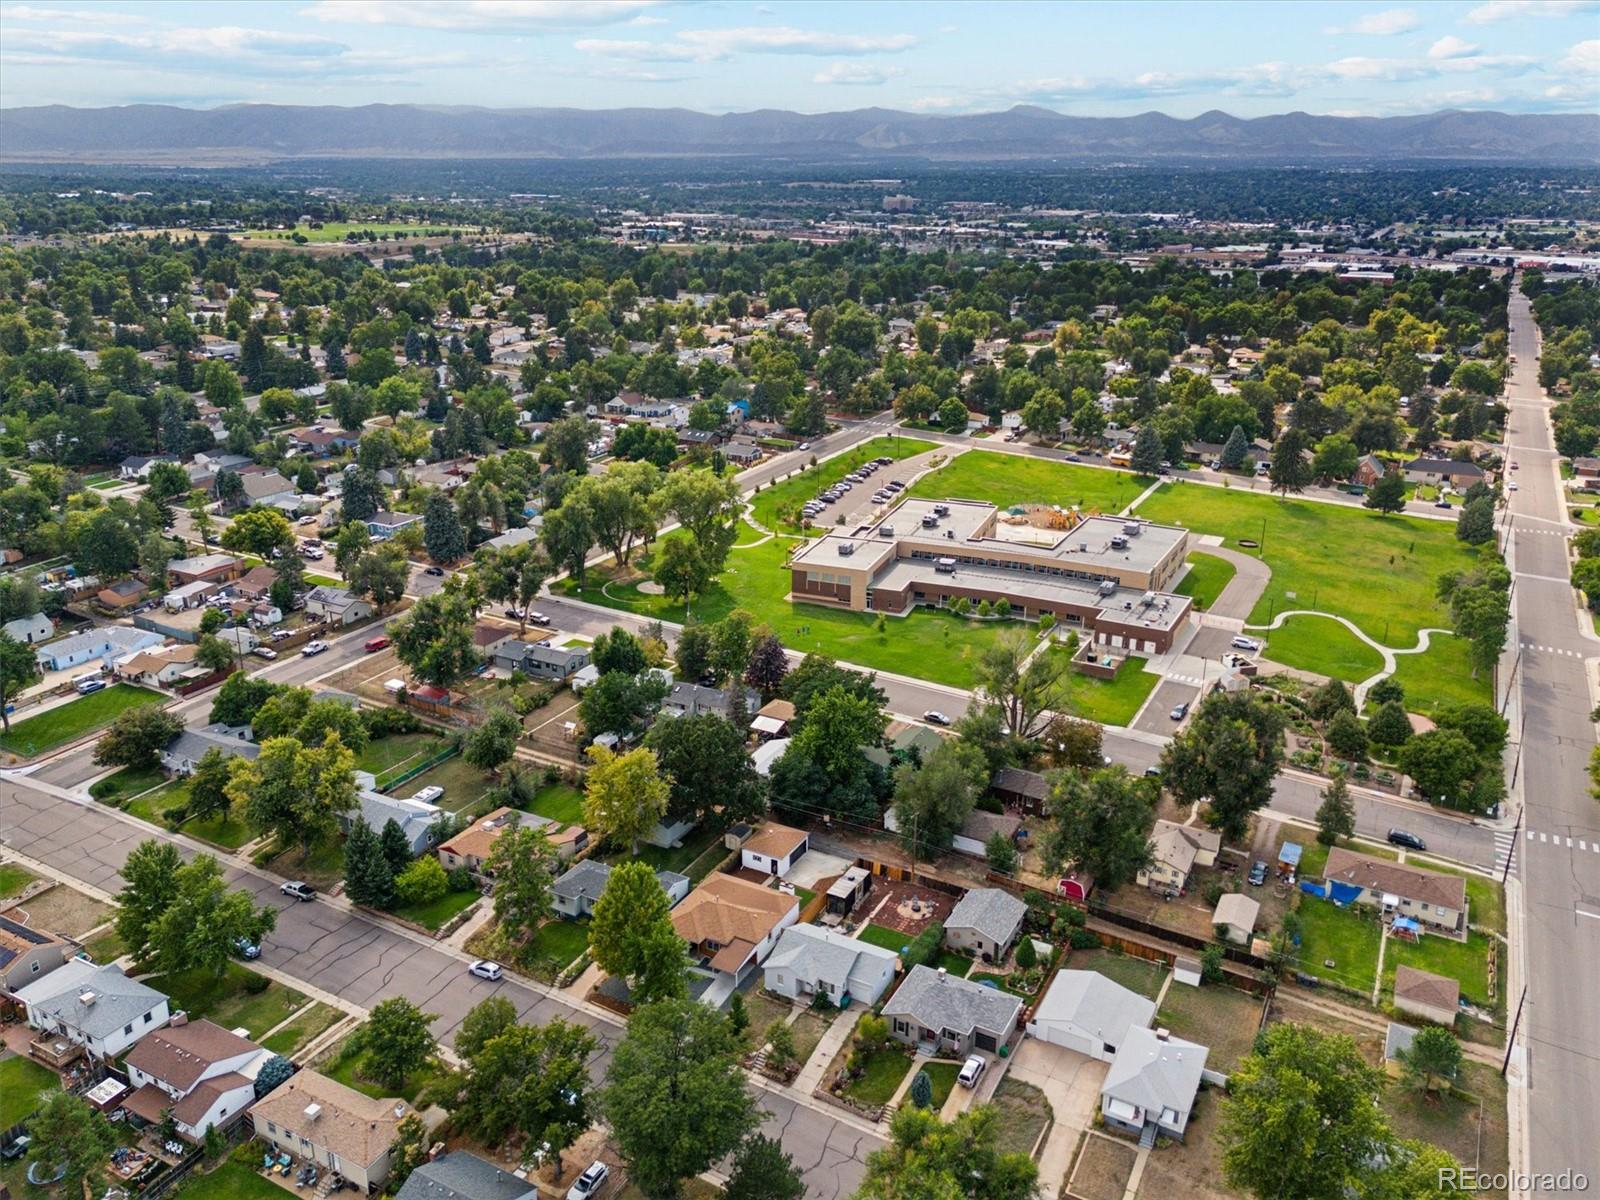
[946,530,956,539]
[837,542,855,557]
[933,504,950,517]
[304,1103,322,1122]
[1079,543,1089,553]
[935,558,957,574]
[1098,579,1117,597]
[1123,521,1141,536]
[1110,535,1128,550]
[77,991,97,1007]
[879,525,894,537]
[921,514,938,528]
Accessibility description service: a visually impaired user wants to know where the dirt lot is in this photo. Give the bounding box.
[1067,1132,1137,1200]
[1264,990,1387,1062]
[855,877,955,937]
[1,883,112,938]
[1134,1087,1236,1200]
[1155,983,1267,1075]
[523,689,584,766]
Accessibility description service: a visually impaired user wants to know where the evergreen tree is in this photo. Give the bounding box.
[423,490,467,563]
[1220,424,1250,470]
[1455,495,1496,545]
[343,818,395,908]
[1315,770,1356,847]
[379,818,414,878]
[1129,422,1164,476]
[1364,468,1407,514]
[1367,699,1414,747]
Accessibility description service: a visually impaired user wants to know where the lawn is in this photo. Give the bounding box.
[1066,948,1168,999]
[1409,860,1505,936]
[170,1160,292,1200]
[1173,551,1238,613]
[1383,930,1496,1009]
[751,435,936,532]
[525,783,584,825]
[0,862,37,899]
[265,840,345,891]
[1382,1061,1508,1194]
[1056,653,1161,726]
[0,1055,59,1127]
[1134,483,1490,647]
[0,684,165,757]
[908,449,1149,516]
[145,963,309,1040]
[989,1077,1054,1158]
[244,221,467,242]
[1388,633,1492,717]
[855,923,970,975]
[321,1034,444,1104]
[519,918,590,976]
[393,887,479,931]
[81,926,124,964]
[844,1044,913,1106]
[88,764,166,806]
[919,1060,962,1109]
[632,823,724,877]
[398,754,495,813]
[261,1001,345,1056]
[1154,983,1266,1074]
[125,781,253,850]
[354,732,448,779]
[1294,898,1383,995]
[1259,614,1385,684]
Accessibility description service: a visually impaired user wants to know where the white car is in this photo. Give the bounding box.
[252,647,278,661]
[468,960,503,982]
[528,612,551,626]
[566,1162,609,1200]
[301,640,328,657]
[957,1055,987,1089]
[797,442,811,452]
[412,785,445,804]
[1230,636,1261,651]
[1508,481,1519,491]
[297,515,318,525]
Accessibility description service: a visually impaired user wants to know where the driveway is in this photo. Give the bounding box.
[1005,1038,1108,1196]
[1132,680,1200,738]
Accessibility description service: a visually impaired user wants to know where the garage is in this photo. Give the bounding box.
[1027,969,1157,1066]
[975,1031,998,1053]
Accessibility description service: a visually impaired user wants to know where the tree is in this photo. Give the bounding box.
[1367,676,1405,707]
[540,494,594,585]
[658,470,741,576]
[583,744,670,853]
[228,733,356,858]
[724,1134,806,1200]
[185,746,234,825]
[395,857,450,907]
[380,818,414,879]
[484,822,559,945]
[1219,424,1250,470]
[463,706,522,775]
[1315,770,1356,846]
[589,860,686,1003]
[1130,422,1164,475]
[1367,699,1414,747]
[423,489,468,563]
[344,817,396,908]
[1364,468,1408,514]
[1311,433,1359,483]
[1572,557,1600,613]
[578,670,660,740]
[1449,582,1509,679]
[138,530,175,585]
[591,626,647,676]
[253,1054,294,1099]
[1455,495,1495,545]
[1039,767,1156,889]
[910,1068,935,1109]
[364,998,437,1090]
[781,652,886,724]
[644,713,766,830]
[454,1019,598,1177]
[708,609,755,684]
[601,998,759,1200]
[392,591,479,688]
[1399,729,1481,803]
[744,632,789,697]
[455,996,518,1062]
[195,633,236,673]
[1306,678,1355,722]
[891,739,987,860]
[855,1105,1038,1200]
[1434,701,1509,755]
[26,1091,115,1199]
[220,507,295,558]
[1220,1024,1394,1200]
[151,853,276,978]
[0,632,42,733]
[115,839,184,962]
[1160,691,1286,843]
[1268,427,1312,496]
[972,628,1068,740]
[985,830,1018,874]
[1399,1025,1462,1094]
[1325,710,1368,760]
[339,466,387,525]
[650,536,712,607]
[541,414,597,476]
[93,705,183,771]
[389,1115,430,1193]
[347,544,410,612]
[1039,713,1104,770]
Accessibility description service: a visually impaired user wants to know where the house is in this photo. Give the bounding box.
[749,698,794,739]
[724,438,763,466]
[1353,454,1388,487]
[991,766,1050,815]
[367,511,423,541]
[0,913,70,991]
[882,964,1023,1057]
[119,454,177,481]
[288,427,359,458]
[167,554,245,586]
[251,1070,411,1194]
[762,924,898,1008]
[491,641,589,682]
[568,663,602,693]
[1137,820,1221,893]
[1099,1026,1209,1143]
[14,961,170,1061]
[1393,965,1460,1027]
[472,622,517,659]
[163,580,218,612]
[1320,847,1466,934]
[234,565,279,600]
[122,1019,270,1141]
[395,1151,537,1200]
[346,786,445,856]
[951,809,1022,860]
[1027,970,1156,1063]
[670,873,799,987]
[2,613,52,644]
[1383,1022,1420,1077]
[1403,457,1486,486]
[660,681,759,722]
[160,723,259,774]
[36,626,162,672]
[239,470,295,507]
[482,526,539,552]
[119,642,202,688]
[944,888,1027,963]
[436,807,524,875]
[1573,457,1600,486]
[96,578,151,611]
[740,822,809,877]
[550,859,689,919]
[303,586,374,626]
[1211,893,1260,945]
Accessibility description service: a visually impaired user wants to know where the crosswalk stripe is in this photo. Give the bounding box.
[1581,841,1588,851]
[1540,832,1548,842]
[1525,830,1535,841]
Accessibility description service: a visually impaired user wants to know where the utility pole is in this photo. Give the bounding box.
[1502,986,1527,1077]
[1501,803,1523,887]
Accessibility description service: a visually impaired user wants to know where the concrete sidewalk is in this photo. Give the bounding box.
[792,1005,859,1095]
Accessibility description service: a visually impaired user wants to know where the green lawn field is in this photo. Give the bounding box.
[1260,614,1385,684]
[147,963,309,1039]
[0,1055,58,1127]
[750,436,936,533]
[1135,483,1490,647]
[1173,550,1237,612]
[0,684,165,757]
[1295,897,1383,995]
[527,783,585,824]
[908,450,1148,516]
[1052,651,1161,725]
[169,1161,290,1200]
[1388,632,1492,716]
[244,221,468,242]
[1383,929,1497,1009]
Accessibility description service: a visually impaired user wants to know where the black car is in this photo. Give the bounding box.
[424,566,445,577]
[1387,829,1426,852]
[1247,860,1269,886]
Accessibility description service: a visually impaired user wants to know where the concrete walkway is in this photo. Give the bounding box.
[1247,608,1453,707]
[792,1005,859,1095]
[1192,543,1272,621]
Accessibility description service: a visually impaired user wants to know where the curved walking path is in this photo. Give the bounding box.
[1191,543,1271,621]
[1247,608,1453,707]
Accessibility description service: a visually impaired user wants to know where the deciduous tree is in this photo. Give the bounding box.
[1160,691,1286,842]
[114,839,184,962]
[582,744,670,853]
[1315,770,1356,847]
[484,822,559,945]
[1039,766,1156,889]
[364,998,437,1091]
[93,705,183,771]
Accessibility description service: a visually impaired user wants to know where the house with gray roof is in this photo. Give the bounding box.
[881,964,1023,1057]
[944,887,1027,963]
[160,723,258,775]
[36,625,162,672]
[1027,970,1156,1063]
[763,924,898,1008]
[303,585,374,626]
[491,640,590,682]
[14,960,170,1060]
[395,1152,536,1200]
[344,786,446,856]
[551,859,689,919]
[1100,1026,1209,1144]
[659,681,759,723]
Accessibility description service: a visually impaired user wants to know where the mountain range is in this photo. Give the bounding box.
[1,104,1595,166]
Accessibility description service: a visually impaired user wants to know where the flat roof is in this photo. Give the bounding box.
[874,558,1189,630]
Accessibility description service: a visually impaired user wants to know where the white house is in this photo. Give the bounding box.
[36,626,163,672]
[1100,1026,1209,1143]
[739,822,810,877]
[763,924,898,1008]
[1027,970,1156,1063]
[944,888,1027,963]
[14,961,170,1061]
[123,1019,272,1141]
[303,586,374,626]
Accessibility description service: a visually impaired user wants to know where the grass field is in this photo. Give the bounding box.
[908,450,1148,516]
[355,732,449,777]
[919,1060,962,1109]
[1383,1061,1508,1192]
[1065,948,1168,999]
[519,918,591,976]
[1173,551,1238,612]
[399,755,494,813]
[751,436,936,532]
[0,1055,58,1127]
[1055,653,1161,726]
[261,1001,345,1056]
[855,924,971,975]
[88,764,166,806]
[171,1161,290,1200]
[526,783,584,824]
[1388,633,1492,717]
[1134,483,1490,647]
[1295,897,1384,994]
[1154,983,1265,1073]
[844,1044,913,1106]
[0,684,165,757]
[147,963,309,1039]
[1383,930,1496,1009]
[1260,614,1385,684]
[393,887,479,931]
[322,1033,444,1103]
[244,221,467,242]
[0,862,37,898]
[126,780,254,849]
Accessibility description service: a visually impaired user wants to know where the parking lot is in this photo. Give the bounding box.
[799,451,907,529]
[1132,678,1201,737]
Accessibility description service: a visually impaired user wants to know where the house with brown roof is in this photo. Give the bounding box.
[1321,847,1466,935]
[670,873,798,993]
[167,554,245,587]
[234,565,279,601]
[123,1019,270,1141]
[1392,965,1461,1027]
[251,1070,412,1193]
[97,578,150,611]
[118,642,202,688]
[738,823,810,877]
[750,698,794,739]
[1137,820,1220,893]
[436,807,519,874]
[0,913,70,991]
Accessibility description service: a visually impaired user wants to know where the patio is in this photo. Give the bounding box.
[857,877,955,936]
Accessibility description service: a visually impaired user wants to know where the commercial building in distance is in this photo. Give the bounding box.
[787,497,1193,654]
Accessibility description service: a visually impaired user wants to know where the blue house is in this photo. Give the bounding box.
[366,511,423,541]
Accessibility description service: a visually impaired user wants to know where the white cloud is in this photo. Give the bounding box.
[1464,0,1598,22]
[300,0,661,31]
[907,95,961,111]
[1558,37,1600,72]
[812,61,902,85]
[1428,35,1480,58]
[0,4,140,21]
[1349,8,1421,34]
[578,26,918,63]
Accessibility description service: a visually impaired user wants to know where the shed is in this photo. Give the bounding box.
[1277,841,1303,877]
[1393,965,1460,1027]
[1211,893,1260,945]
[1173,956,1203,988]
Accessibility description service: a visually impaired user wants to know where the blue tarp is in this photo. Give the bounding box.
[1393,917,1420,935]
[1328,881,1363,906]
[1299,880,1328,899]
[1279,841,1304,868]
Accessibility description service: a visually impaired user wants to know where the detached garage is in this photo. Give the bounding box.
[1027,969,1156,1063]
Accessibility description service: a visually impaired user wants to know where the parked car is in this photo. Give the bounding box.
[412,785,445,804]
[1508,481,1519,491]
[1169,701,1190,721]
[1435,499,1452,509]
[468,960,503,982]
[280,881,316,902]
[1387,828,1426,851]
[566,1162,609,1200]
[364,636,390,653]
[424,565,445,576]
[957,1056,987,1089]
[922,710,951,726]
[252,647,278,661]
[74,677,107,695]
[301,640,328,657]
[233,937,260,960]
[1230,636,1261,651]
[528,612,551,626]
[297,514,318,525]
[1143,765,1163,779]
[271,628,294,641]
[1245,860,1267,886]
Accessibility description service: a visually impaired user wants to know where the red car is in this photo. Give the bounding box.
[364,636,391,653]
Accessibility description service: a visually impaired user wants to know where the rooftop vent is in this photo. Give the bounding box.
[77,991,97,1007]
[304,1103,322,1122]
[1123,521,1141,536]
[837,542,855,557]
[1098,580,1117,597]
[879,526,894,538]
[1110,535,1128,550]
[1155,1028,1170,1041]
[1141,591,1156,606]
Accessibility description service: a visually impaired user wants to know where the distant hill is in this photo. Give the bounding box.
[1,103,1594,165]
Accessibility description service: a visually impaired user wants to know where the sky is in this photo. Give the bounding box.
[0,0,1596,117]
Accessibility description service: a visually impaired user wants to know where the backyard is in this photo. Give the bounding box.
[1173,551,1237,612]
[908,449,1148,516]
[1383,929,1497,1010]
[1383,1061,1508,1196]
[855,923,971,975]
[169,1160,292,1200]
[0,684,166,758]
[524,782,585,825]
[1294,896,1384,995]
[395,754,494,814]
[0,1054,59,1127]
[353,731,450,785]
[146,963,310,1040]
[629,823,726,879]
[1153,982,1266,1074]
[1063,948,1169,999]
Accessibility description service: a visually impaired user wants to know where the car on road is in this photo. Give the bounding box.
[233,937,260,960]
[252,647,278,661]
[922,710,950,726]
[957,1055,987,1089]
[1230,636,1261,651]
[1511,461,1519,470]
[280,881,316,902]
[528,612,551,626]
[1247,860,1269,886]
[1143,765,1162,779]
[364,636,390,653]
[1170,701,1190,721]
[566,1162,609,1200]
[1387,828,1426,852]
[424,565,445,576]
[301,640,328,657]
[1065,453,1082,462]
[468,960,503,982]
[1435,499,1452,509]
[412,785,445,804]
[1508,481,1519,491]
